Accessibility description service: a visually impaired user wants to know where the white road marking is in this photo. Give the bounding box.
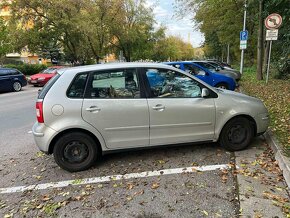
[0,164,230,194]
[27,131,32,134]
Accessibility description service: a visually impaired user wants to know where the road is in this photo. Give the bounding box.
[0,86,240,217]
[0,86,39,157]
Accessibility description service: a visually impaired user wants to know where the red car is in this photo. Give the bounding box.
[28,66,65,86]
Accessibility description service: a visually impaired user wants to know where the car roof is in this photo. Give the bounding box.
[59,62,178,75]
[163,61,197,64]
[0,68,18,70]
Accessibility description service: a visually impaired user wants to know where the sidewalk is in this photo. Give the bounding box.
[235,136,290,217]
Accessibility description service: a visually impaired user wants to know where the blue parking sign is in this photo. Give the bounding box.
[240,31,248,41]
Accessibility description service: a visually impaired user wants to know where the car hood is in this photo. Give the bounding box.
[30,73,55,79]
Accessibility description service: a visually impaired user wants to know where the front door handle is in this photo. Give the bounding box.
[152,104,165,111]
[86,106,101,112]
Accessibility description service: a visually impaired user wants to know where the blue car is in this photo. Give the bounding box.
[164,62,236,90]
[0,68,27,92]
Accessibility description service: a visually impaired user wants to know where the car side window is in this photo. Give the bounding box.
[87,69,140,98]
[0,69,9,76]
[67,73,88,98]
[184,64,206,76]
[145,68,202,98]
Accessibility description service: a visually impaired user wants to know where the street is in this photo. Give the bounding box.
[0,86,240,217]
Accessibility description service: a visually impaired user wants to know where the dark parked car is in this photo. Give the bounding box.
[0,68,27,92]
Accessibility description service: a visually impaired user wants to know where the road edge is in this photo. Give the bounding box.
[263,129,290,188]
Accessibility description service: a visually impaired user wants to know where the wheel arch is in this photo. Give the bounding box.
[218,114,257,140]
[48,128,102,154]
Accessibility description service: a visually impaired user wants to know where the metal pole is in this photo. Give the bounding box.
[227,44,230,64]
[266,40,272,84]
[240,0,247,74]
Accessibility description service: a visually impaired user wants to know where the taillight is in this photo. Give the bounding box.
[36,101,44,123]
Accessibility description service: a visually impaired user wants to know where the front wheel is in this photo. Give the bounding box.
[53,132,99,172]
[215,83,229,90]
[13,81,22,92]
[220,117,254,151]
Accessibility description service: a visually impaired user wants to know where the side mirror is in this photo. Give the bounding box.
[38,89,42,94]
[201,88,210,98]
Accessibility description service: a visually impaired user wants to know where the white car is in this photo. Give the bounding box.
[32,63,269,172]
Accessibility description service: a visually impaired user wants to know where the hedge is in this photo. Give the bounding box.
[3,64,48,76]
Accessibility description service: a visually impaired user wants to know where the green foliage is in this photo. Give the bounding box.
[176,0,289,78]
[0,17,12,64]
[265,0,290,79]
[6,0,196,63]
[4,64,47,75]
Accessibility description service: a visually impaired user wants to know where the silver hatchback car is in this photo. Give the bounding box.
[32,63,269,172]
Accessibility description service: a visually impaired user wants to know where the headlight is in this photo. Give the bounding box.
[38,77,45,81]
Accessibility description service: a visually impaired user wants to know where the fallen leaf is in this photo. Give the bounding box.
[151,182,160,189]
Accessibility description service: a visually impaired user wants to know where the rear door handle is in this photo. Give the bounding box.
[86,106,101,112]
[152,104,165,111]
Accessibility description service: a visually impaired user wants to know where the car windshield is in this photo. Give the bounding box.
[41,68,58,74]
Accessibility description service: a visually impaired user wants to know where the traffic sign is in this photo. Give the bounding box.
[240,31,248,41]
[265,13,282,29]
[266,29,278,41]
[240,40,247,50]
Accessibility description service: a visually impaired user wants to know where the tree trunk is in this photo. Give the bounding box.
[256,0,264,80]
[263,41,270,74]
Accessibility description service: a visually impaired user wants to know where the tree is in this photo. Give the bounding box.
[108,0,156,62]
[0,17,12,65]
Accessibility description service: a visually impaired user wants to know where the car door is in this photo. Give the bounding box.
[82,68,149,149]
[144,68,216,146]
[0,69,11,91]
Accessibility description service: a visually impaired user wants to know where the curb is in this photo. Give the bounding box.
[264,129,290,188]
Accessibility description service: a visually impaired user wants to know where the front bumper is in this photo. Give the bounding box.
[255,113,270,135]
[28,79,46,86]
[32,122,57,153]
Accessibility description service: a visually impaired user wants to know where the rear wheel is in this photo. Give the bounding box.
[215,83,229,90]
[13,81,22,92]
[220,117,254,151]
[53,132,99,172]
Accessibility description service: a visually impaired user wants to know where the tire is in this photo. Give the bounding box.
[219,117,254,151]
[13,81,22,92]
[215,83,229,90]
[53,132,99,172]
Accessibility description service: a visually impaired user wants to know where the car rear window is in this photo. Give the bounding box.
[67,73,88,98]
[38,73,61,99]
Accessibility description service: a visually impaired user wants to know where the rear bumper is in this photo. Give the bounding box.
[32,122,57,153]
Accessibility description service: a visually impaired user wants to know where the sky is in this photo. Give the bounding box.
[145,0,204,48]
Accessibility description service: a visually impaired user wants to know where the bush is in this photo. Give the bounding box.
[274,59,290,80]
[3,63,47,75]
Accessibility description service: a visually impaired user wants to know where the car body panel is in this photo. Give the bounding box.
[82,99,150,149]
[147,98,216,145]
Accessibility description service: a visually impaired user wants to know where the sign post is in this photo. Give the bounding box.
[264,13,282,84]
[239,0,247,74]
